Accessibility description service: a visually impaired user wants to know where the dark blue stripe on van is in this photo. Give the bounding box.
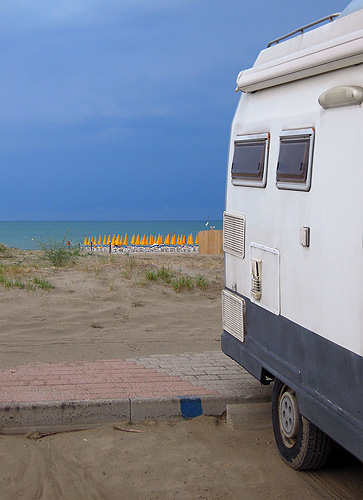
[221,291,363,462]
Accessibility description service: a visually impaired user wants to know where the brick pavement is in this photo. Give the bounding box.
[0,351,272,431]
[0,351,267,404]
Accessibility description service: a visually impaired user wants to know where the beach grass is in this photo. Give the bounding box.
[195,276,208,290]
[0,243,212,294]
[32,277,55,290]
[171,275,194,291]
[39,236,79,267]
[143,263,207,292]
[0,247,56,291]
[0,270,54,291]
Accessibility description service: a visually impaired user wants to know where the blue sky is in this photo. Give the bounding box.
[0,0,347,221]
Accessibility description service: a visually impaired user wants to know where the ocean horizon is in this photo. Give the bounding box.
[0,220,222,250]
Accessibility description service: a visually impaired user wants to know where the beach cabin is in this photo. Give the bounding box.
[221,0,363,469]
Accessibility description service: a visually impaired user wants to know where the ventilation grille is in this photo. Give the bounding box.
[222,290,245,343]
[223,211,246,258]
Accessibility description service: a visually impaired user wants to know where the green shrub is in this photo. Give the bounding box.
[146,270,157,281]
[171,276,194,292]
[195,276,208,290]
[14,278,25,289]
[33,277,54,289]
[39,237,76,267]
[157,265,173,283]
[0,274,12,288]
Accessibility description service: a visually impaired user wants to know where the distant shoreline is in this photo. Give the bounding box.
[0,220,222,251]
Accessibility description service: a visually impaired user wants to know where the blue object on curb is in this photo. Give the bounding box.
[179,397,202,419]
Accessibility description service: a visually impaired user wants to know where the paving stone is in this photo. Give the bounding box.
[0,351,272,432]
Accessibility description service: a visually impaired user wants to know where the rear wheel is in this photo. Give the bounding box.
[271,379,332,470]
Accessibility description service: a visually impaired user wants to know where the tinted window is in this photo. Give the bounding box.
[231,133,269,187]
[232,142,266,180]
[276,129,314,191]
[276,138,309,183]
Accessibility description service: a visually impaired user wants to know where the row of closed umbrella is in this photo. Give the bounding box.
[83,233,198,247]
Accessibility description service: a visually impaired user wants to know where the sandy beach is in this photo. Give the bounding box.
[0,248,223,368]
[0,246,362,499]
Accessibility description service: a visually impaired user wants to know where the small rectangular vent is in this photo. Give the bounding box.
[222,290,245,343]
[223,211,246,258]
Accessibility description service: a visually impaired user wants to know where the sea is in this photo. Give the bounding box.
[0,221,222,250]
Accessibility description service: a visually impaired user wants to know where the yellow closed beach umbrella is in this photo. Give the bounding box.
[103,235,107,245]
[119,235,123,246]
[135,234,140,245]
[183,235,186,244]
[145,236,149,246]
[111,235,116,246]
[164,234,170,245]
[84,237,87,245]
[98,236,101,245]
[195,234,199,245]
[131,235,135,245]
[124,234,127,246]
[171,235,176,245]
[87,237,91,246]
[150,235,154,245]
[157,234,162,245]
[107,235,111,244]
[115,234,120,246]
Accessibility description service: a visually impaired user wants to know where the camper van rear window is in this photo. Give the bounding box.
[231,133,269,187]
[276,129,314,191]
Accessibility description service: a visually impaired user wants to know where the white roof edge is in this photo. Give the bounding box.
[236,28,363,93]
[236,8,363,93]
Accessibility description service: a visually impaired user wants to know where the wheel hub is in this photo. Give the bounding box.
[279,389,299,443]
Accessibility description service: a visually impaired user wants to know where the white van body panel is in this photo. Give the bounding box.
[226,63,363,356]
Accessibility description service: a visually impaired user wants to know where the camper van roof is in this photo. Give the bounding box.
[339,0,363,17]
[235,6,363,93]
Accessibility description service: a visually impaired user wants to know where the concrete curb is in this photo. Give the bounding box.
[0,392,271,434]
[0,399,130,434]
[226,402,272,431]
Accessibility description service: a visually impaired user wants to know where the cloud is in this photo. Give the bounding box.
[0,1,216,126]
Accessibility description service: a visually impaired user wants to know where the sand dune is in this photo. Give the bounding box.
[0,250,223,369]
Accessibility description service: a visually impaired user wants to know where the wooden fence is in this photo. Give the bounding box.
[197,229,223,254]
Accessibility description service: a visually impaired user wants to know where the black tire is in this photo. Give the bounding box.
[271,379,332,470]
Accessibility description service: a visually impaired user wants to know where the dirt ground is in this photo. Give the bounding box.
[0,249,224,368]
[0,247,362,499]
[1,417,362,500]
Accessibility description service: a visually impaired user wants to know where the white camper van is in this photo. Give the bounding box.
[222,0,363,470]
